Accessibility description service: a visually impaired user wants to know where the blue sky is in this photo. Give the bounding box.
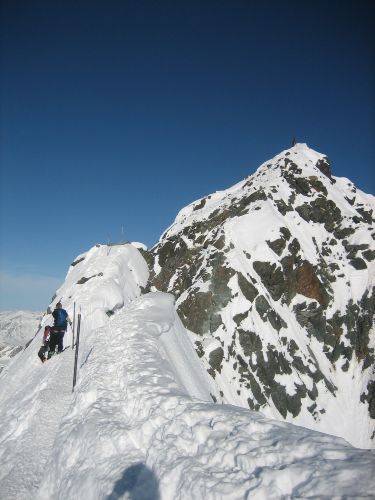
[1,0,374,310]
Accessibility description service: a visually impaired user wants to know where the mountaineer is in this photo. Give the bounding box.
[49,302,72,354]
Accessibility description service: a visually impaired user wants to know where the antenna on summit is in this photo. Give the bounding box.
[107,233,111,255]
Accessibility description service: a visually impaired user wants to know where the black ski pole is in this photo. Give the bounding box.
[72,312,81,392]
[72,302,76,349]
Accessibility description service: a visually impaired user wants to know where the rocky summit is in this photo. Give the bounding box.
[149,143,375,448]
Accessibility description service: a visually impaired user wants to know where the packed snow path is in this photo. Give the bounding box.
[12,293,371,500]
[0,329,75,500]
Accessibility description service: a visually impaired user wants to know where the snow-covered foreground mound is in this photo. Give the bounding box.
[38,293,374,499]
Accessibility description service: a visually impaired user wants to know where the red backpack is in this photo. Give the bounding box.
[43,326,51,343]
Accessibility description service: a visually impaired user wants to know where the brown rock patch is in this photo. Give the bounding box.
[296,262,327,306]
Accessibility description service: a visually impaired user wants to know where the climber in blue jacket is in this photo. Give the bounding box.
[49,302,72,355]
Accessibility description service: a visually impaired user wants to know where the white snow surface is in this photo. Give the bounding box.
[0,242,374,499]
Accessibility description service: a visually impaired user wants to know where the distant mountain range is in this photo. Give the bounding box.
[0,310,42,373]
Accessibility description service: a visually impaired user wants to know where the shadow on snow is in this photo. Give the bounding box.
[106,463,160,500]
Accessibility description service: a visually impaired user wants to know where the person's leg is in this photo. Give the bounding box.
[38,345,47,362]
[57,330,65,352]
[49,331,58,357]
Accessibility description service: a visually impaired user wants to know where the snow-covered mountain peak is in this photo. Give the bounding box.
[164,143,336,239]
[151,145,375,449]
[271,142,325,164]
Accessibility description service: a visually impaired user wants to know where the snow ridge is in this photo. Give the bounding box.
[38,293,375,499]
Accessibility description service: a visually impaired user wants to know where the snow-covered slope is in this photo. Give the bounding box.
[38,293,375,500]
[1,240,374,498]
[151,143,375,449]
[0,310,42,373]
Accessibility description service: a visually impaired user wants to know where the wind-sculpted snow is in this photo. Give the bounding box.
[38,293,375,499]
[49,243,149,331]
[151,143,375,448]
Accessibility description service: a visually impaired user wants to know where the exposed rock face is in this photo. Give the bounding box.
[295,261,328,305]
[150,143,375,448]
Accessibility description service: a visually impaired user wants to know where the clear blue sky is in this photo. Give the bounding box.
[1,0,374,310]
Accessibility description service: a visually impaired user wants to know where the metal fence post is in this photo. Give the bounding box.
[72,302,76,349]
[72,312,81,392]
